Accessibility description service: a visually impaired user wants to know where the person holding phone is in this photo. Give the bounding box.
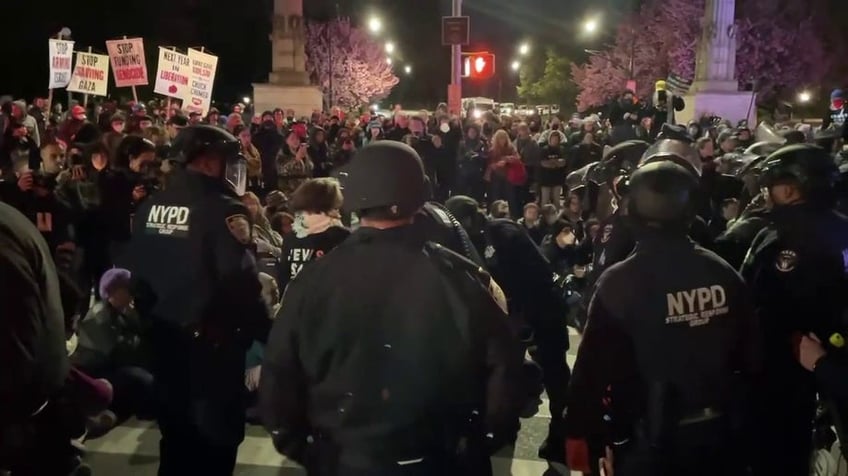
[276,130,313,196]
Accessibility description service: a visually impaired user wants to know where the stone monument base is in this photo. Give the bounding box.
[678,90,758,126]
[252,83,323,119]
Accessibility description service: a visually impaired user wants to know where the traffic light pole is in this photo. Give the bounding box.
[451,0,462,101]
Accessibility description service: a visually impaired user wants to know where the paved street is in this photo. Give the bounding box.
[82,330,583,475]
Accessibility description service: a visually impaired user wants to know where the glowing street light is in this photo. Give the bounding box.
[584,18,599,34]
[798,91,812,103]
[404,65,412,75]
[385,42,395,54]
[386,57,393,65]
[519,43,530,56]
[368,17,383,33]
[511,60,520,71]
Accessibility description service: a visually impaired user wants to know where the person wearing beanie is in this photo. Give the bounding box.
[72,268,153,420]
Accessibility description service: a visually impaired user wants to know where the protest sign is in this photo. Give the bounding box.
[154,47,190,98]
[66,51,110,97]
[106,38,149,87]
[48,39,74,88]
[183,48,218,116]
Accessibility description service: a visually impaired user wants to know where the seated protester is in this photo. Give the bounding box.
[279,177,350,291]
[71,268,154,421]
[541,219,578,276]
[540,203,561,236]
[56,271,118,441]
[562,193,584,230]
[244,272,281,423]
[270,211,295,237]
[518,202,546,244]
[490,199,511,219]
[264,190,289,217]
[242,191,283,278]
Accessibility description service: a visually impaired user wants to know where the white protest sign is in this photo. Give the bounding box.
[154,47,190,98]
[183,48,218,116]
[48,39,74,89]
[106,38,149,87]
[66,52,110,97]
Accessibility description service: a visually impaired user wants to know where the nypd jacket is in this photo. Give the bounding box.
[121,169,268,344]
[260,225,523,465]
[566,230,761,439]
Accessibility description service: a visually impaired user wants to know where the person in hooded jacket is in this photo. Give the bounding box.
[100,136,157,263]
[278,177,350,291]
[822,88,848,132]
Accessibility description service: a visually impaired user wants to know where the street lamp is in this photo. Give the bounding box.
[584,18,599,34]
[368,17,383,33]
[404,65,412,75]
[385,42,395,54]
[519,43,530,56]
[511,60,520,71]
[798,91,812,103]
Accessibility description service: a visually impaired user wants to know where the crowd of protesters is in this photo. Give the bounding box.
[3,77,848,476]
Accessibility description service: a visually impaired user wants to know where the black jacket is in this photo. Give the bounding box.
[279,225,350,291]
[567,230,761,440]
[122,169,268,339]
[260,225,523,466]
[0,202,70,425]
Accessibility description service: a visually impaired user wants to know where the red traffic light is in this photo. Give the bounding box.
[463,53,495,79]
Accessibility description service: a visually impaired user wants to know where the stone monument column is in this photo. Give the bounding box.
[253,0,322,117]
[678,0,756,125]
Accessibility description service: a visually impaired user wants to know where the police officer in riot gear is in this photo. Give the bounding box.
[121,125,268,476]
[413,200,485,266]
[260,141,523,476]
[740,144,848,476]
[565,160,761,476]
[444,194,570,466]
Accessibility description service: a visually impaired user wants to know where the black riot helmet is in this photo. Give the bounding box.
[169,125,247,195]
[445,195,488,237]
[627,161,699,230]
[336,141,428,218]
[759,143,839,208]
[115,135,156,170]
[598,140,650,181]
[639,124,702,178]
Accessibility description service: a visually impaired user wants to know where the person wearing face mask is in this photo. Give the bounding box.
[608,90,640,145]
[455,124,488,204]
[101,136,157,264]
[120,125,268,476]
[404,116,439,187]
[307,127,331,178]
[739,144,848,476]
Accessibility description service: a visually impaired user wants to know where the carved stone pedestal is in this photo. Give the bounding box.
[252,0,322,116]
[678,90,757,126]
[252,83,322,118]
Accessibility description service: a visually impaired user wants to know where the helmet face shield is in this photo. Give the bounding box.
[226,154,247,196]
[639,139,702,178]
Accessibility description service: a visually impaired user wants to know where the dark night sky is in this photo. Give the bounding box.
[0,0,632,107]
